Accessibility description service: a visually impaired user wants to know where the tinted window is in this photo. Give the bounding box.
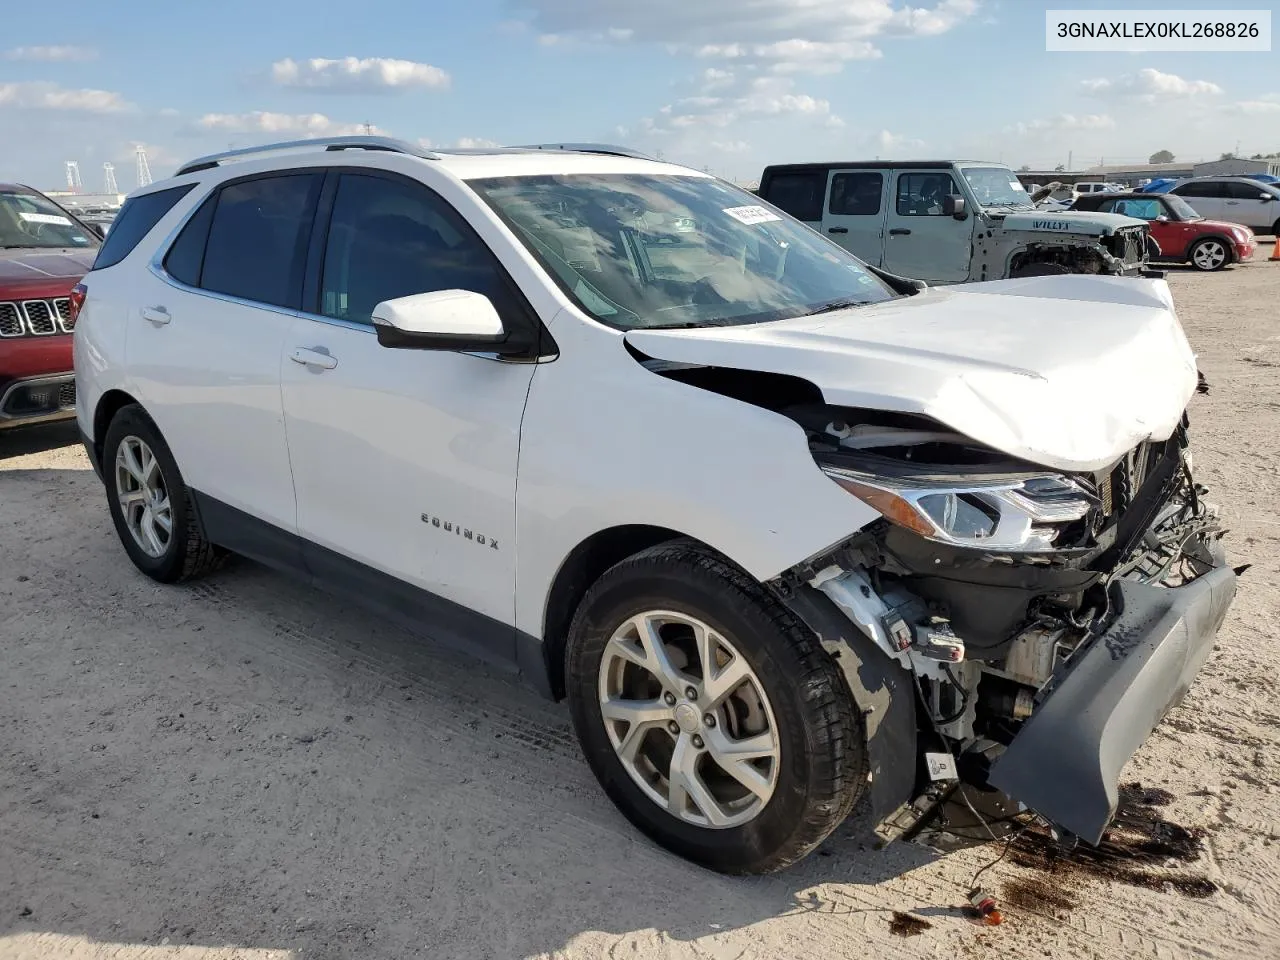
[829,172,883,216]
[1226,180,1272,200]
[759,170,825,221]
[1173,181,1225,199]
[162,193,216,286]
[200,174,321,309]
[91,185,194,269]
[896,172,959,216]
[319,173,514,326]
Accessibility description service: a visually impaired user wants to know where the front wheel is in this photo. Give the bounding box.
[565,541,866,874]
[1189,238,1230,271]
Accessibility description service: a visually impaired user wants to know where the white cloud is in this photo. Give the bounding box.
[270,57,450,92]
[1081,68,1222,102]
[1228,94,1280,115]
[516,0,975,71]
[455,136,500,148]
[1004,113,1116,138]
[874,129,925,155]
[3,45,96,61]
[652,75,840,131]
[197,111,383,136]
[0,81,131,113]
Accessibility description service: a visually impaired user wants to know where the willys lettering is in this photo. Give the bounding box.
[421,513,499,550]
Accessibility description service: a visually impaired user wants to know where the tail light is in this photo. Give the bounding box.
[69,283,87,323]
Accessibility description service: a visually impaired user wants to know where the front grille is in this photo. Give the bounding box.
[54,298,74,332]
[0,302,22,337]
[0,299,74,337]
[23,300,57,335]
[57,381,77,408]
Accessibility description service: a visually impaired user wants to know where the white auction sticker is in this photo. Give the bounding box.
[19,212,72,226]
[723,205,783,225]
[925,752,959,782]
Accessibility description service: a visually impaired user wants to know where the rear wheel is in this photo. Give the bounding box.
[1189,238,1230,271]
[565,541,865,874]
[102,405,225,583]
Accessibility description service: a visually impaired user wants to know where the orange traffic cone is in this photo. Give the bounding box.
[1271,239,1280,261]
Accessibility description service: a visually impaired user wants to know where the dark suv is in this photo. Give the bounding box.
[0,184,101,431]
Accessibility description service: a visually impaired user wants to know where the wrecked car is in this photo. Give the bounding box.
[77,138,1236,876]
[757,160,1159,283]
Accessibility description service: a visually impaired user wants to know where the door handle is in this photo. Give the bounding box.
[1225,201,1239,205]
[889,228,912,236]
[141,306,170,326]
[827,227,849,234]
[290,347,338,370]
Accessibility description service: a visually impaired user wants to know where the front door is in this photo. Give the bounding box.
[881,170,972,282]
[280,170,537,662]
[820,169,887,264]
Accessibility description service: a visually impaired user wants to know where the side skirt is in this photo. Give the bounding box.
[192,492,551,695]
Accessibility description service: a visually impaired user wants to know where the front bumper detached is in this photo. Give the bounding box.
[986,565,1237,845]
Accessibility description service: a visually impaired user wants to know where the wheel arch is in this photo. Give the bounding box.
[1186,232,1237,263]
[92,388,143,465]
[540,524,712,700]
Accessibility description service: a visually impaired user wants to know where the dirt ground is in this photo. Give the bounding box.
[2,256,1278,960]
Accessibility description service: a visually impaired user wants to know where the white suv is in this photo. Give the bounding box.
[74,137,1238,874]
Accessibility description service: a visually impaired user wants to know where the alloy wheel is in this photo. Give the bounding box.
[597,610,780,829]
[1192,240,1227,271]
[115,435,172,558]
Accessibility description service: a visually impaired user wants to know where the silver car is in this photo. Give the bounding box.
[1168,177,1280,234]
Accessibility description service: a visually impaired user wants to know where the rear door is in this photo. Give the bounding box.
[882,169,971,282]
[1170,180,1228,220]
[128,171,321,532]
[820,169,887,264]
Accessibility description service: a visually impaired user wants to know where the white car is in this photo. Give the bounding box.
[73,137,1238,874]
[1167,176,1280,234]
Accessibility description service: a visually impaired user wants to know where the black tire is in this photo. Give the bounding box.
[565,540,866,875]
[1188,237,1231,272]
[1270,218,1280,239]
[102,404,225,583]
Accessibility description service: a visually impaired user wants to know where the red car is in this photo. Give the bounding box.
[1071,191,1256,271]
[0,184,101,431]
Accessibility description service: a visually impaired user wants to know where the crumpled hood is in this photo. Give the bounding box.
[1000,210,1146,236]
[625,275,1198,473]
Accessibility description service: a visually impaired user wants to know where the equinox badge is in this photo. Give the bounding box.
[421,513,499,550]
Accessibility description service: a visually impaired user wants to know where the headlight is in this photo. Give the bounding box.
[822,466,1095,552]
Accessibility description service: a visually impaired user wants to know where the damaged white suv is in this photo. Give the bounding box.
[75,138,1238,875]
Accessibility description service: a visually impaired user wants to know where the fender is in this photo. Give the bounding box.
[774,582,919,825]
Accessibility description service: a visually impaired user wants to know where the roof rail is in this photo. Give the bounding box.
[507,142,656,161]
[175,136,440,176]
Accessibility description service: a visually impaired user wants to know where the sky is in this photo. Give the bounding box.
[1,0,1277,192]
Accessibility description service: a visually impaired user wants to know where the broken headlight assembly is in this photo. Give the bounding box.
[821,466,1096,552]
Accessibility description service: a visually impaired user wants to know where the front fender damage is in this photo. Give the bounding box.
[772,580,919,826]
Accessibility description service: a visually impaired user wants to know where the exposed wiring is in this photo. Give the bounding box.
[969,819,1033,892]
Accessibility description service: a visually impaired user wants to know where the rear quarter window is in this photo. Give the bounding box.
[759,170,826,221]
[91,185,196,270]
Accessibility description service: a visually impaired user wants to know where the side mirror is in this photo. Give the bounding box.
[942,194,967,220]
[372,289,514,353]
[1155,215,1169,222]
[1260,193,1274,202]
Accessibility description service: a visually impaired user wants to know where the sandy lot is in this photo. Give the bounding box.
[2,259,1279,960]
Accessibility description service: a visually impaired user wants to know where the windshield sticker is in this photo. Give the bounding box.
[722,205,783,225]
[1009,180,1026,191]
[71,236,90,243]
[19,212,73,226]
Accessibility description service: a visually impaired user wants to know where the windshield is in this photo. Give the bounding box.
[1163,195,1201,220]
[0,190,97,249]
[958,166,1034,209]
[469,173,897,330]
